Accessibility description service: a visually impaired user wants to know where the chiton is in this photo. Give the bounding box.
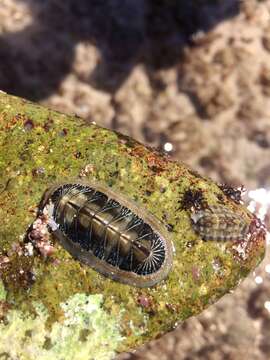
[40,182,174,287]
[191,205,249,241]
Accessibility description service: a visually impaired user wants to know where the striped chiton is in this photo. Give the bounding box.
[40,182,173,287]
[191,205,249,241]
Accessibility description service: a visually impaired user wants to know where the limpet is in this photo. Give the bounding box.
[40,182,174,287]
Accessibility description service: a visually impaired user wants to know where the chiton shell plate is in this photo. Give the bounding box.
[40,181,174,288]
[191,205,249,241]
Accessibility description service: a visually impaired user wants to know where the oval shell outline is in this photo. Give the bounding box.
[191,205,249,242]
[40,180,174,288]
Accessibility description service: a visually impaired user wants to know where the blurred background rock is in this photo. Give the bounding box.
[0,1,270,359]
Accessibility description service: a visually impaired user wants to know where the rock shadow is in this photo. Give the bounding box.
[0,0,240,100]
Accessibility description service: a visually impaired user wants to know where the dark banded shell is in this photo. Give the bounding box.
[40,182,173,287]
[191,205,249,241]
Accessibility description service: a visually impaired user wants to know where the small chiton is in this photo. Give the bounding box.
[191,205,249,241]
[40,181,173,287]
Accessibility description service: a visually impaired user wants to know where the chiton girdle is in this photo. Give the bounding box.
[39,181,174,288]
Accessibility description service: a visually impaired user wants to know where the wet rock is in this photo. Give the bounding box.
[0,92,265,358]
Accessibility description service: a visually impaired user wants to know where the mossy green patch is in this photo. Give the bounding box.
[0,293,123,360]
[0,280,6,301]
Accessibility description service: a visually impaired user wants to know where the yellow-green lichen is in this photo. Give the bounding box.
[0,293,123,360]
[0,280,6,301]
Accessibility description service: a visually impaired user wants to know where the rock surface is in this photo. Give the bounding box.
[0,92,265,358]
[0,1,270,359]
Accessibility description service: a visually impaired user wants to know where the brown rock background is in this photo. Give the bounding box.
[0,1,270,359]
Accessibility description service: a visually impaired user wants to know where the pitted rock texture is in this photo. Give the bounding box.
[0,1,269,359]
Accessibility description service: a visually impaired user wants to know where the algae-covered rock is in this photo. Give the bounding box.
[0,293,122,360]
[0,92,266,358]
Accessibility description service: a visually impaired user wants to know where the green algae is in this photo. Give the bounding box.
[0,280,6,301]
[0,92,266,355]
[0,293,123,360]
